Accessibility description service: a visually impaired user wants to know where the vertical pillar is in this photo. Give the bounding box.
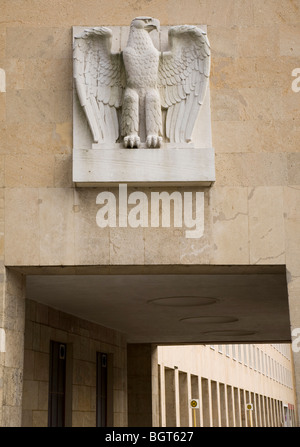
[245,390,250,427]
[234,387,240,427]
[159,363,166,427]
[251,392,256,427]
[201,377,211,427]
[271,398,275,427]
[158,364,161,427]
[261,395,266,427]
[278,400,283,427]
[240,389,246,427]
[198,376,203,427]
[174,368,180,427]
[256,394,261,427]
[127,343,158,427]
[190,374,200,427]
[211,380,219,427]
[179,371,189,427]
[219,383,227,426]
[0,269,25,427]
[227,385,234,426]
[164,367,176,427]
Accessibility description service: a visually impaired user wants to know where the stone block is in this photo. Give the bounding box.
[23,349,34,381]
[285,218,300,276]
[109,227,145,265]
[54,155,73,188]
[35,302,48,325]
[73,359,95,387]
[72,384,92,411]
[38,381,48,411]
[144,227,181,264]
[281,90,300,123]
[53,122,73,154]
[237,26,279,57]
[39,325,51,353]
[53,90,72,123]
[4,330,24,368]
[23,380,39,410]
[4,59,25,90]
[284,186,300,219]
[5,188,40,265]
[72,410,95,427]
[1,123,55,155]
[215,153,288,186]
[74,188,110,265]
[2,405,22,427]
[280,24,300,56]
[33,351,49,382]
[288,154,300,185]
[6,90,54,124]
[38,188,75,265]
[73,147,215,187]
[0,25,5,59]
[21,409,33,427]
[5,154,55,188]
[3,367,24,407]
[0,94,5,122]
[211,57,256,90]
[210,186,249,264]
[253,0,300,25]
[23,58,72,91]
[32,410,47,427]
[6,26,72,59]
[48,307,60,329]
[209,27,238,58]
[248,186,285,265]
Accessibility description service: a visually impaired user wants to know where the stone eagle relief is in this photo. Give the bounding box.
[73,16,211,149]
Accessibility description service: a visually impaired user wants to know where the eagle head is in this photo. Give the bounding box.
[130,16,160,32]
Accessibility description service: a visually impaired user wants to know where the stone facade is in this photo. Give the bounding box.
[22,299,127,427]
[158,343,297,427]
[0,0,299,427]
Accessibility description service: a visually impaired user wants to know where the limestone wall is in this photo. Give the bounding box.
[22,299,127,427]
[0,0,299,426]
[0,0,298,268]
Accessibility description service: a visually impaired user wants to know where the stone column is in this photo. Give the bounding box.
[178,371,188,426]
[127,343,159,427]
[201,377,211,427]
[0,269,25,426]
[164,367,176,426]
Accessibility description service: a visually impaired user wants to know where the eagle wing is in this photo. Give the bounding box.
[73,27,125,144]
[158,26,210,144]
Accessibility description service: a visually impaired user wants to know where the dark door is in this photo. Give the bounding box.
[96,352,108,427]
[48,341,67,427]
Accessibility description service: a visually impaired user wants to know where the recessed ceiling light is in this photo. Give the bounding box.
[179,316,238,324]
[147,296,218,307]
[201,329,257,337]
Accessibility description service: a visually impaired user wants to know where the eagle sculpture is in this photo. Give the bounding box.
[73,17,210,148]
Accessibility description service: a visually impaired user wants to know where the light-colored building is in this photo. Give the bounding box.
[0,0,299,428]
[158,343,297,427]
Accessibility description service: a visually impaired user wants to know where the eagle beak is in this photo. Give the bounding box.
[145,18,160,32]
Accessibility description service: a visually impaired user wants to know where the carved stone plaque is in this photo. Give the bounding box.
[72,17,215,186]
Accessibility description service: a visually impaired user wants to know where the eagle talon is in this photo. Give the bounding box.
[146,135,162,148]
[124,135,140,148]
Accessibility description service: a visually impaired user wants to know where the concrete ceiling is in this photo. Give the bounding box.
[24,266,291,344]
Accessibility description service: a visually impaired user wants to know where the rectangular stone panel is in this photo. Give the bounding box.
[73,147,215,187]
